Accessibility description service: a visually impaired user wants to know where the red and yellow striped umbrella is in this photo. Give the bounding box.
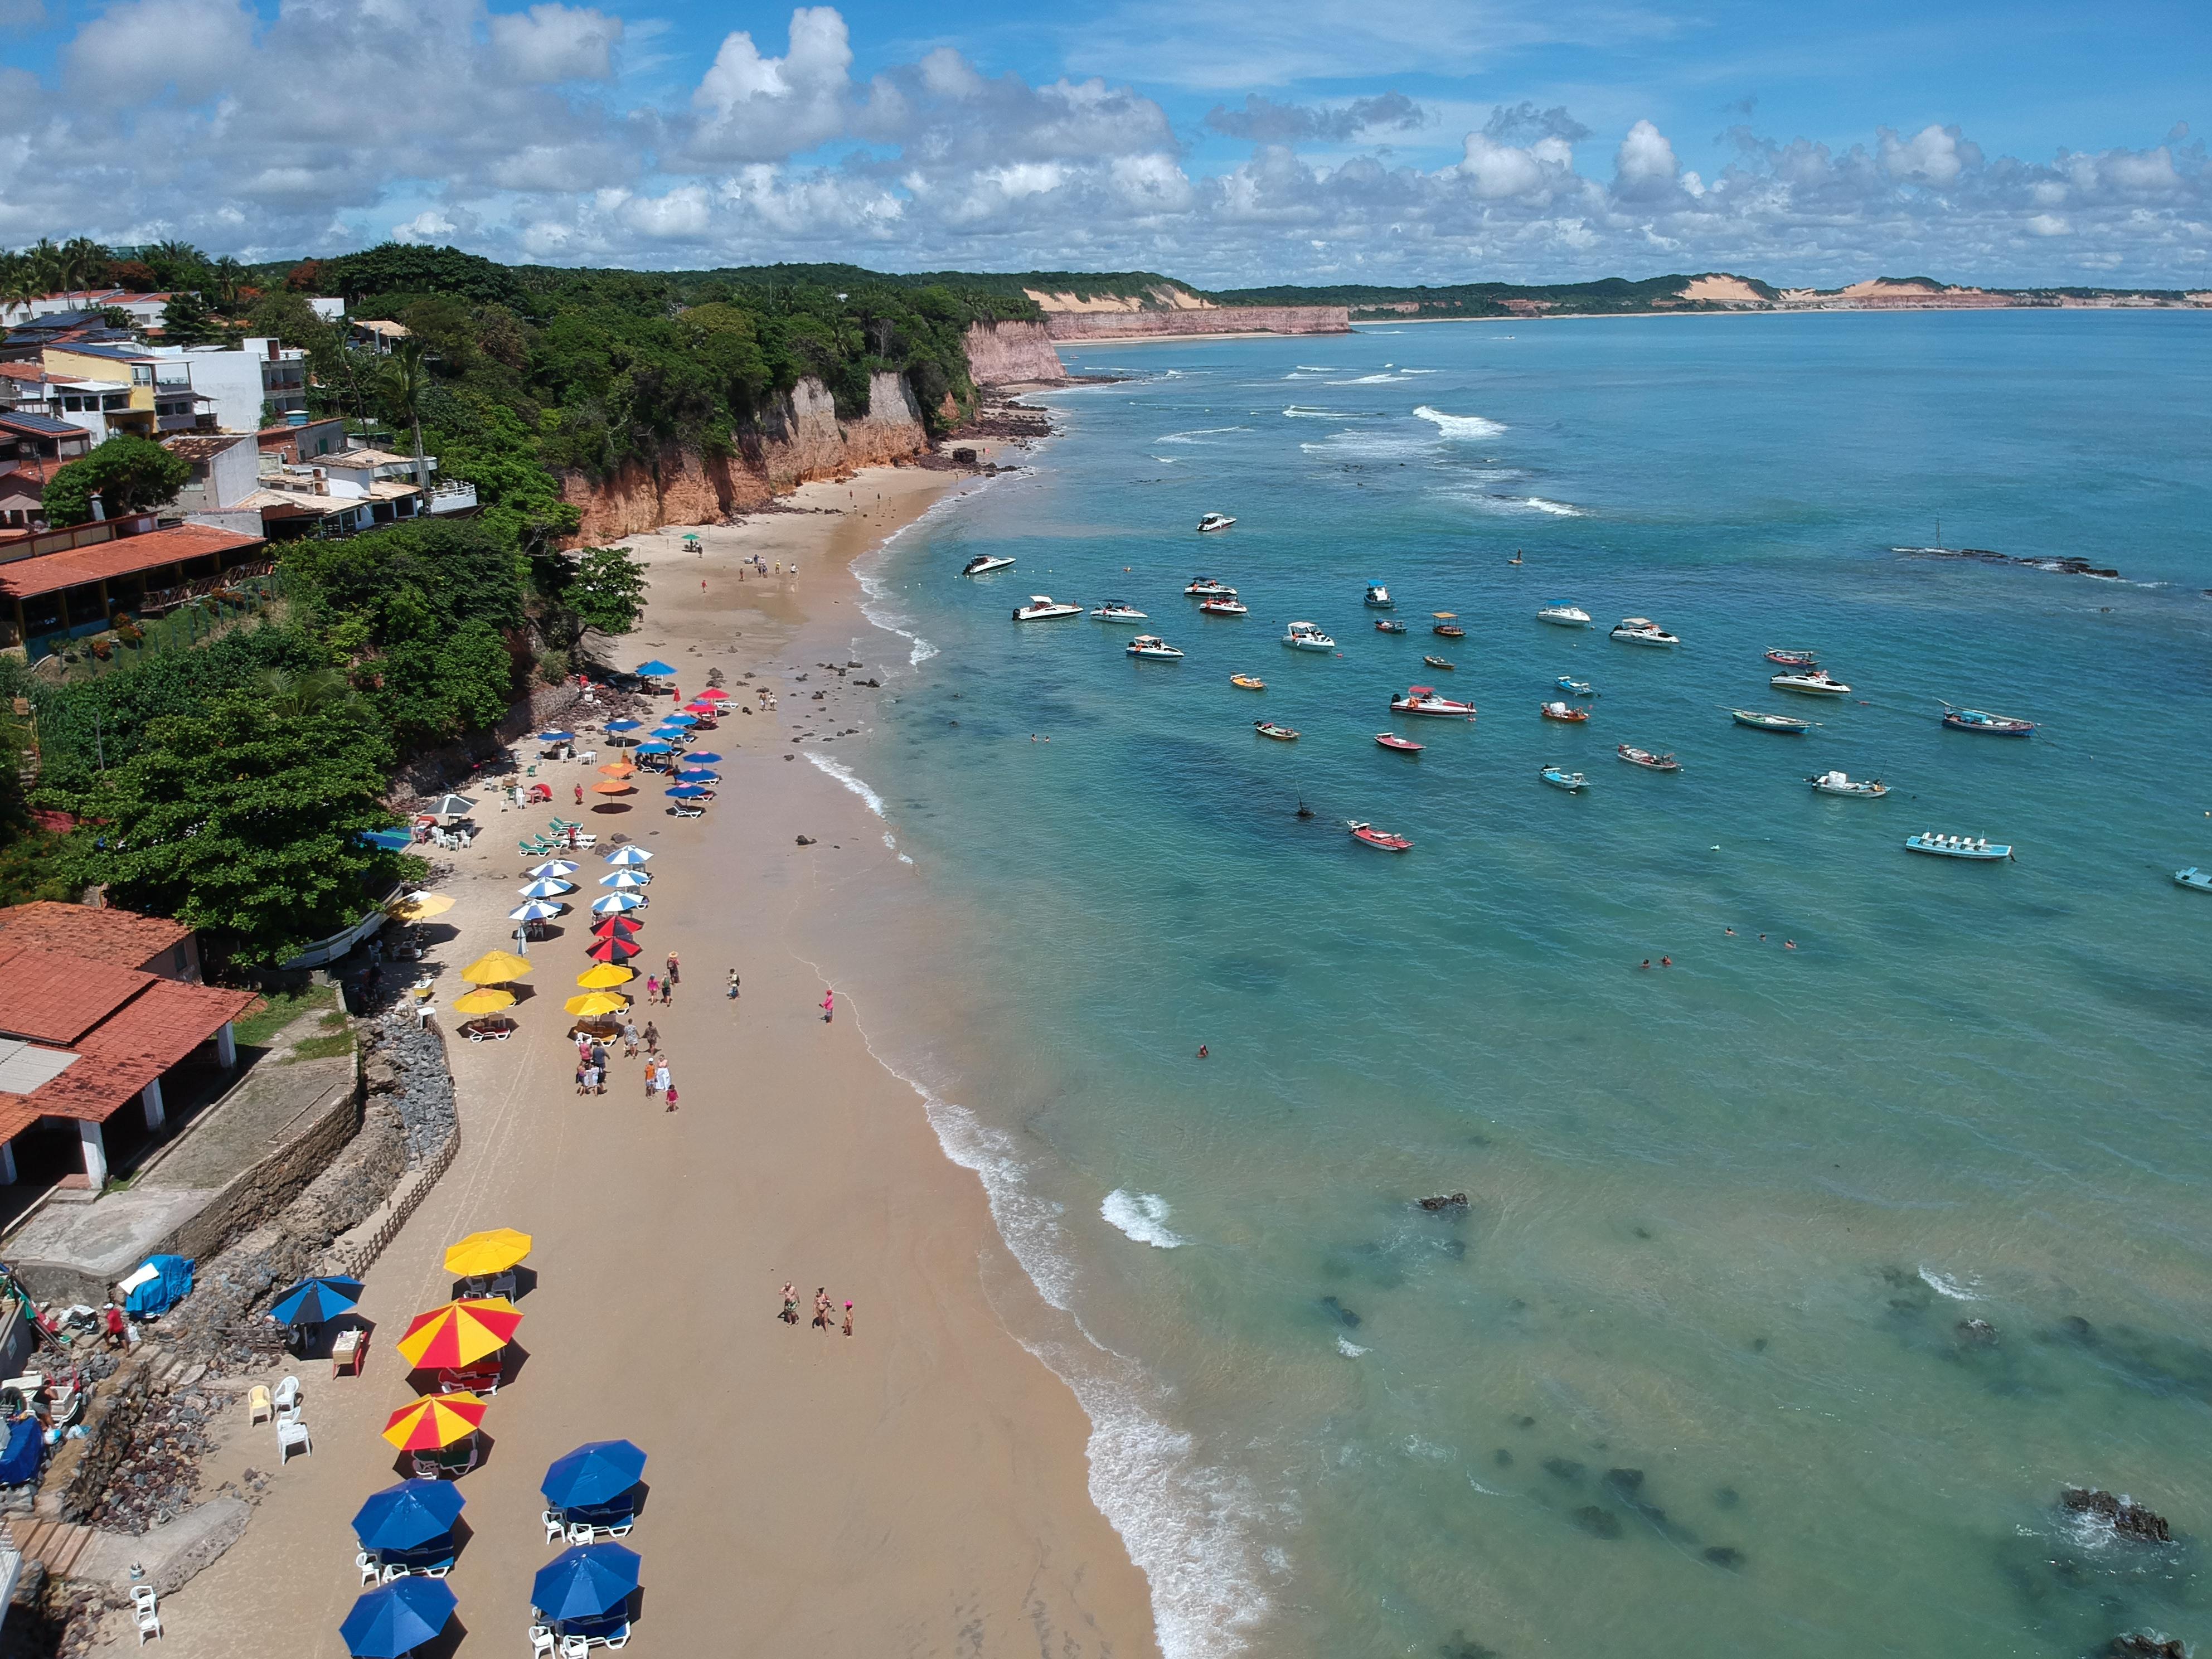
[395,1298,523,1370]
[382,1391,489,1451]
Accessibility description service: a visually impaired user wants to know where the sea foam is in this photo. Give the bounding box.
[1918,1266,1983,1301]
[1414,405,1507,439]
[1102,1189,1185,1248]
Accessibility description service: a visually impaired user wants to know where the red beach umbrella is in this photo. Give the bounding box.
[586,936,641,963]
[590,916,642,939]
[696,688,730,701]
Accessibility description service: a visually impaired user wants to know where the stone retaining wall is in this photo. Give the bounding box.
[35,1354,154,1524]
[166,1063,360,1270]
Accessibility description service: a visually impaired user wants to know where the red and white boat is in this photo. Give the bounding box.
[1199,596,1249,616]
[1539,700,1589,723]
[1374,733,1424,753]
[1765,648,1819,667]
[1346,820,1413,852]
[1617,744,1681,772]
[1389,685,1477,719]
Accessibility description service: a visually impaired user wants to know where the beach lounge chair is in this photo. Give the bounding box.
[671,803,703,819]
[248,1384,273,1424]
[413,1440,481,1480]
[276,1419,312,1462]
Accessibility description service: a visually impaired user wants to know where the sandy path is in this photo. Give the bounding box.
[127,460,1160,1658]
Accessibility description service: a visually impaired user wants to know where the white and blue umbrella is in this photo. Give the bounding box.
[604,719,643,733]
[665,784,711,799]
[682,751,722,764]
[518,879,574,900]
[603,847,653,866]
[527,860,579,879]
[509,900,564,923]
[659,712,698,727]
[599,870,650,889]
[634,740,672,756]
[590,893,646,914]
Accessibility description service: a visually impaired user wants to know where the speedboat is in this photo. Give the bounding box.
[1940,702,2036,737]
[1423,654,1454,670]
[961,554,1016,576]
[1537,603,1592,627]
[1127,635,1183,660]
[2176,867,2212,892]
[1538,766,1588,792]
[1374,618,1408,634]
[1730,709,1810,733]
[1807,770,1887,797]
[1092,601,1148,623]
[1186,577,1238,598]
[1200,597,1249,617]
[1282,621,1336,652]
[1433,622,1466,638]
[1766,647,1818,667]
[1611,617,1679,647]
[1539,701,1589,723]
[1617,745,1680,772]
[1772,670,1851,696]
[1375,733,1424,754]
[1012,595,1082,622]
[1230,673,1265,690]
[1905,832,2012,861]
[1346,820,1413,852]
[1390,685,1477,719]
[1197,512,1236,533]
[1254,721,1299,741]
[1365,584,1394,609]
[1556,677,1595,697]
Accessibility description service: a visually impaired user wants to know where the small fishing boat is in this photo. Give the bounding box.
[1390,685,1477,719]
[1433,623,1466,639]
[1254,721,1299,741]
[961,554,1015,576]
[1200,596,1249,617]
[1765,647,1818,667]
[1807,770,1886,797]
[1423,654,1454,670]
[1617,745,1680,772]
[1537,602,1591,628]
[1538,766,1588,792]
[1539,700,1589,723]
[1374,733,1424,754]
[1091,601,1148,623]
[1374,618,1408,634]
[1940,702,2036,738]
[1772,670,1852,696]
[1126,635,1183,660]
[1197,512,1236,533]
[1346,819,1413,852]
[1905,832,2012,861]
[1364,583,1394,609]
[1012,595,1082,622]
[1282,621,1337,652]
[1185,577,1238,598]
[1556,676,1595,697]
[2176,866,2212,892]
[1730,709,1810,734]
[1230,673,1265,691]
[1610,617,1680,647]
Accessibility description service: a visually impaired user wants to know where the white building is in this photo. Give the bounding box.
[163,433,261,515]
[152,337,309,433]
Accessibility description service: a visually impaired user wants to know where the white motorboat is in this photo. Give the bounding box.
[1537,602,1592,627]
[1126,635,1185,660]
[1807,770,1887,797]
[1772,670,1852,696]
[1905,832,2012,861]
[1389,685,1477,719]
[960,554,1015,576]
[1185,577,1238,598]
[1610,617,1680,647]
[1012,595,1082,622]
[1092,601,1149,623]
[1282,620,1337,652]
[1200,596,1249,616]
[1364,584,1394,609]
[1197,512,1236,533]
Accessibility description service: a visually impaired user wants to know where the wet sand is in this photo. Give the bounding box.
[130,459,1161,1658]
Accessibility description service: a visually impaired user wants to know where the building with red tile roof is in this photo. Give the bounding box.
[0,900,197,977]
[0,521,266,659]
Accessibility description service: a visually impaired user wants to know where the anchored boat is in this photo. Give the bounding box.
[2176,867,2211,892]
[1230,673,1265,691]
[1012,595,1082,622]
[1091,601,1148,623]
[1537,602,1592,628]
[1538,766,1588,792]
[1765,647,1818,667]
[1200,596,1249,617]
[1390,685,1477,719]
[1556,676,1595,697]
[1364,583,1394,609]
[1185,577,1238,598]
[1374,733,1424,754]
[1772,670,1852,696]
[1282,620,1337,652]
[1374,618,1409,634]
[961,554,1016,576]
[1808,770,1886,797]
[1905,832,2013,861]
[1197,512,1236,533]
[1730,709,1810,734]
[1423,654,1454,670]
[1611,617,1679,647]
[1539,700,1589,723]
[1617,745,1680,772]
[1254,721,1299,741]
[1940,702,2036,737]
[1347,820,1413,852]
[1126,635,1184,659]
[1433,622,1466,638]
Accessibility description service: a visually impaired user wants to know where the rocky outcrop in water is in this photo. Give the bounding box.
[1418,1193,1469,1211]
[2108,1634,2187,1658]
[2063,1487,2173,1542]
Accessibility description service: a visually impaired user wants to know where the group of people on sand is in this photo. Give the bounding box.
[781,1283,854,1337]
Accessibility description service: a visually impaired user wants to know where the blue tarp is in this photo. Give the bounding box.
[0,1417,41,1486]
[358,829,414,852]
[122,1254,193,1317]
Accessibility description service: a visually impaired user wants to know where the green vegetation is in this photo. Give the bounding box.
[230,981,338,1047]
[41,434,191,526]
[1205,274,1760,317]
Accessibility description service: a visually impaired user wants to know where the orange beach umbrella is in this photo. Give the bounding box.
[396,1298,523,1370]
[597,761,635,779]
[590,780,633,796]
[382,1391,488,1451]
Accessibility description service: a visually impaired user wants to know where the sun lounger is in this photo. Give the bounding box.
[413,1440,481,1480]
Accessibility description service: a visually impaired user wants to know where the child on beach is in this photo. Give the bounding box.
[644,1059,658,1098]
[664,1082,677,1112]
[821,989,833,1023]
[584,1063,601,1094]
[726,969,740,1000]
[646,974,659,1002]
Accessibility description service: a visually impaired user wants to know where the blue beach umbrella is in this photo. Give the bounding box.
[508,900,563,923]
[681,751,721,764]
[517,879,574,899]
[532,1544,641,1623]
[535,730,575,744]
[604,719,643,733]
[665,785,710,799]
[603,846,653,866]
[269,1275,362,1326]
[598,870,649,889]
[590,893,645,914]
[675,768,719,782]
[633,740,672,756]
[659,712,698,727]
[339,1579,456,1658]
[633,661,675,678]
[541,1440,648,1510]
[351,1479,465,1554]
[527,860,580,878]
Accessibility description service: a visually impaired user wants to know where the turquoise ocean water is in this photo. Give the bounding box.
[819,312,2212,1659]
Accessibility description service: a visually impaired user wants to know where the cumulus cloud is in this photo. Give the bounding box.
[1879,123,1982,186]
[1206,91,1426,144]
[62,0,255,107]
[1483,102,1591,145]
[1613,118,1681,200]
[489,4,623,84]
[687,6,853,162]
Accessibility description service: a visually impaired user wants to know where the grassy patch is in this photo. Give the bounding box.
[289,1030,356,1062]
[231,982,338,1046]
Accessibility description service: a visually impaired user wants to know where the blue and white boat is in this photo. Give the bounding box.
[1939,702,2036,737]
[1556,676,1595,697]
[1537,602,1591,628]
[1283,621,1337,652]
[1905,832,2012,861]
[1538,765,1588,792]
[1364,583,1394,609]
[2176,866,2212,892]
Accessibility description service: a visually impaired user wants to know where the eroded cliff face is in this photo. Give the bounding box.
[962,320,1068,387]
[1042,305,1349,341]
[560,371,928,543]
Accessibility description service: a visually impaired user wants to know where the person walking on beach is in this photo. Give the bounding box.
[654,1059,671,1097]
[812,1289,832,1331]
[780,1284,799,1325]
[584,1061,601,1095]
[726,968,740,1000]
[646,974,658,1003]
[665,952,680,986]
[642,1020,659,1051]
[842,1301,854,1338]
[644,1058,659,1098]
[574,783,584,806]
[664,1080,678,1112]
[821,988,833,1024]
[623,1020,639,1059]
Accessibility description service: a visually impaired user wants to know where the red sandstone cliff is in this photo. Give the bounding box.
[1042,305,1349,342]
[962,320,1068,387]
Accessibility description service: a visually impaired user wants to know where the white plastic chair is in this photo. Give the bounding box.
[276,1420,312,1462]
[132,1587,158,1615]
[542,1510,566,1545]
[356,1551,380,1586]
[135,1609,162,1644]
[603,1625,629,1650]
[271,1375,301,1413]
[529,1629,556,1659]
[559,1637,590,1658]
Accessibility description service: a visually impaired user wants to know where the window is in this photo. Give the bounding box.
[62,395,81,411]
[104,394,128,410]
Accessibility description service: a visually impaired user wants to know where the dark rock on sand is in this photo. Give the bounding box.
[1570,1506,1623,1540]
[1702,1546,1744,1570]
[1713,1485,1741,1508]
[794,835,816,845]
[1418,1193,1469,1211]
[2063,1488,2172,1543]
[2107,1634,2186,1658]
[1514,1415,1536,1429]
[1318,1296,1361,1330]
[1541,1457,1584,1483]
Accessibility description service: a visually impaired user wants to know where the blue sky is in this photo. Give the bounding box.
[0,0,2204,286]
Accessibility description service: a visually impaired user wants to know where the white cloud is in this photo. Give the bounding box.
[1879,123,1981,186]
[1457,132,1574,200]
[62,0,255,106]
[489,4,623,84]
[2026,214,2070,237]
[1613,119,1680,200]
[688,6,852,162]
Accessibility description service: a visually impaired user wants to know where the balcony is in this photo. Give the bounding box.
[428,481,477,514]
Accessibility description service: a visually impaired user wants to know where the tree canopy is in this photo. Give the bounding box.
[42,434,190,526]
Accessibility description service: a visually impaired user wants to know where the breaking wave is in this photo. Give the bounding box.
[1103,1189,1186,1248]
[1414,406,1506,439]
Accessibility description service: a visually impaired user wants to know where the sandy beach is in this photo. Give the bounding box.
[122,457,1161,1658]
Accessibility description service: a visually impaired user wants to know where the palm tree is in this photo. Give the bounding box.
[210,255,245,312]
[372,337,433,488]
[260,667,355,716]
[59,237,109,294]
[0,258,41,323]
[24,239,62,296]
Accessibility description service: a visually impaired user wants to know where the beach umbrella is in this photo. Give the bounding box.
[596,762,635,779]
[603,845,653,866]
[424,793,477,820]
[696,688,730,701]
[590,893,644,914]
[532,1543,641,1623]
[540,1441,648,1510]
[604,719,643,733]
[598,870,649,889]
[461,950,532,985]
[683,751,722,765]
[452,987,516,1016]
[584,937,639,964]
[351,1479,466,1554]
[590,914,642,937]
[508,901,562,923]
[536,730,576,744]
[660,711,698,727]
[563,991,629,1019]
[675,768,719,783]
[527,860,580,878]
[666,784,710,799]
[381,1392,488,1452]
[589,780,633,797]
[396,1299,522,1371]
[269,1275,363,1326]
[517,879,574,900]
[576,963,634,989]
[633,660,675,678]
[390,891,453,923]
[633,740,672,756]
[684,701,716,715]
[444,1229,532,1277]
[339,1579,456,1658]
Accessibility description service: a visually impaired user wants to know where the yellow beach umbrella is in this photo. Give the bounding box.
[392,891,454,922]
[452,987,516,1016]
[444,1228,532,1278]
[460,950,533,986]
[564,991,629,1018]
[575,964,634,989]
[396,1298,522,1370]
[382,1391,489,1451]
